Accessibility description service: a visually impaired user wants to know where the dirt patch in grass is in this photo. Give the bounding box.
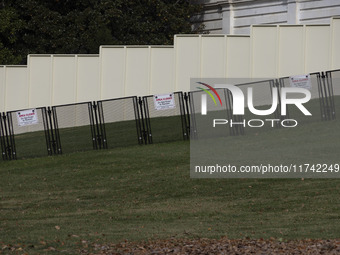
[78,237,340,254]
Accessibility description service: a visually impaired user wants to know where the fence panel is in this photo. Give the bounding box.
[280,73,335,122]
[188,88,230,139]
[98,96,142,148]
[142,92,188,143]
[53,102,95,154]
[7,108,49,159]
[189,79,282,139]
[236,79,280,134]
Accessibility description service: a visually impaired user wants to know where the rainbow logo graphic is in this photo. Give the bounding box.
[196,82,222,106]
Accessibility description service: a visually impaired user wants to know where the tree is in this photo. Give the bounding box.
[0,6,23,64]
[0,0,202,65]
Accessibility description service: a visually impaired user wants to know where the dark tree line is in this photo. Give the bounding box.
[0,0,202,64]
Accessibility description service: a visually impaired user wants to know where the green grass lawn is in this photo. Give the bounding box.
[0,117,340,254]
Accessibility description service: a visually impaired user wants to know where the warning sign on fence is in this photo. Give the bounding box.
[16,109,38,127]
[153,93,176,110]
[289,74,311,90]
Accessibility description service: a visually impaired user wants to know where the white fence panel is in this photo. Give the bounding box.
[175,35,200,92]
[6,66,28,111]
[201,35,226,78]
[100,46,126,100]
[304,25,331,73]
[226,35,251,78]
[77,55,100,102]
[0,67,5,112]
[150,46,174,95]
[125,46,150,97]
[28,55,52,108]
[332,18,340,69]
[251,25,278,78]
[52,55,77,106]
[278,25,305,77]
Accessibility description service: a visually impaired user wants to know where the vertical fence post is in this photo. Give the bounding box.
[272,79,283,128]
[315,72,327,121]
[320,72,336,121]
[278,78,290,121]
[47,107,57,154]
[223,89,235,136]
[51,107,62,154]
[132,97,144,145]
[138,97,148,144]
[142,97,153,144]
[325,71,336,120]
[183,92,191,139]
[0,113,6,160]
[42,107,52,156]
[89,102,107,150]
[44,107,63,155]
[88,102,97,150]
[97,101,108,149]
[7,113,16,159]
[187,92,198,139]
[92,102,102,149]
[321,72,332,121]
[2,113,12,159]
[178,92,189,140]
[0,112,16,160]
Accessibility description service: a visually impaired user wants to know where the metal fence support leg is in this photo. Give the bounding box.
[97,102,108,149]
[183,93,192,139]
[278,78,290,121]
[224,89,234,136]
[93,102,102,149]
[321,72,332,121]
[188,92,198,139]
[51,107,62,154]
[47,107,57,154]
[89,102,107,150]
[316,73,327,121]
[42,108,52,156]
[133,97,144,145]
[0,112,16,160]
[272,79,282,128]
[325,71,336,120]
[88,102,98,150]
[178,92,189,140]
[138,97,148,144]
[142,97,153,144]
[0,113,6,160]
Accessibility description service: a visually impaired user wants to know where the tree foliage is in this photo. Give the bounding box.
[0,0,202,64]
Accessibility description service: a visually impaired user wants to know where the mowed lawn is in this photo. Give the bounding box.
[0,118,340,254]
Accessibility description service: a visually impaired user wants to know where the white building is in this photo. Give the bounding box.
[196,0,340,34]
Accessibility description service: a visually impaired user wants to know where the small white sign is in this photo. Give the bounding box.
[289,74,311,90]
[153,93,176,110]
[16,109,38,127]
